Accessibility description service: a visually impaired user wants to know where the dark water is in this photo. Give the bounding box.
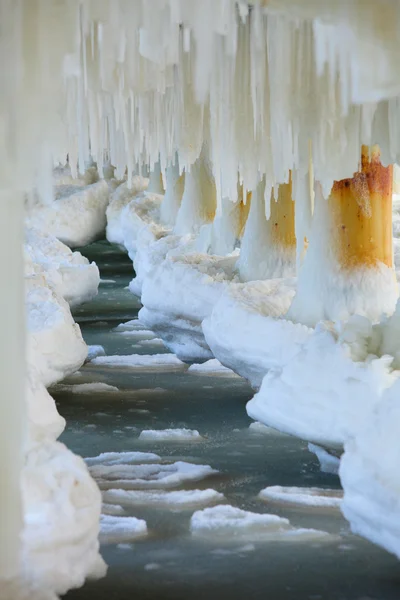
[61,241,400,600]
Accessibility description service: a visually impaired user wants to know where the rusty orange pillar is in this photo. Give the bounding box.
[269,173,296,254]
[329,145,393,272]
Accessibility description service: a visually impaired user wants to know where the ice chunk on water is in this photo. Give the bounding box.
[249,422,286,435]
[100,515,147,544]
[87,345,106,360]
[115,329,155,339]
[91,461,218,490]
[114,319,147,332]
[102,488,225,508]
[190,505,331,542]
[188,359,238,376]
[54,382,119,394]
[91,353,187,371]
[85,451,161,466]
[258,486,343,508]
[139,428,203,442]
[101,503,126,516]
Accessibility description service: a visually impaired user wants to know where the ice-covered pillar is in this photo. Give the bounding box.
[147,160,164,194]
[160,159,185,227]
[288,146,397,326]
[0,193,25,578]
[237,176,296,281]
[174,144,216,236]
[196,184,252,256]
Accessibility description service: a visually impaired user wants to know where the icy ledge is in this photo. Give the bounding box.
[341,378,400,559]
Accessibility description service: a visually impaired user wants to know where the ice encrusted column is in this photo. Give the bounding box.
[174,143,217,236]
[147,160,165,195]
[288,146,398,326]
[160,158,185,227]
[0,193,25,578]
[237,175,296,281]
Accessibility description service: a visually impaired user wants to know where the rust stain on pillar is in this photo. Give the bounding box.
[270,172,296,248]
[330,145,393,269]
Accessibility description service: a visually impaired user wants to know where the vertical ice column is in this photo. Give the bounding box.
[237,176,296,281]
[147,160,165,194]
[174,144,217,235]
[288,146,398,326]
[160,159,185,226]
[0,193,25,578]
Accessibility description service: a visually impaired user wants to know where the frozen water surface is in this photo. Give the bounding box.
[61,242,400,600]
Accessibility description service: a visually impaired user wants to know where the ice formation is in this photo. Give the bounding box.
[138,428,203,442]
[258,486,342,508]
[91,353,187,371]
[190,505,331,542]
[99,515,148,545]
[102,488,225,509]
[6,0,400,591]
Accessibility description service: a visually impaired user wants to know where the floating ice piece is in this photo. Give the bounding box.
[85,451,161,467]
[115,329,155,338]
[138,338,166,347]
[91,461,217,490]
[54,382,119,394]
[101,503,126,516]
[87,345,106,360]
[100,279,116,284]
[99,515,147,544]
[249,422,286,435]
[114,319,147,332]
[258,486,343,508]
[139,428,203,442]
[103,488,225,508]
[308,443,341,475]
[188,359,238,376]
[190,505,331,542]
[90,353,186,371]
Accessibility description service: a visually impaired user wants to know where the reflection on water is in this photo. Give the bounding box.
[61,241,400,600]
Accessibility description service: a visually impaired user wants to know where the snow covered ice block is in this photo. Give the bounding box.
[100,515,148,545]
[90,461,218,490]
[90,353,187,371]
[85,451,161,467]
[340,378,400,560]
[27,180,110,248]
[202,278,302,389]
[102,488,225,509]
[101,503,126,516]
[247,316,397,448]
[138,428,203,442]
[106,177,149,248]
[25,227,100,308]
[308,443,341,475]
[258,486,343,508]
[139,253,239,361]
[190,505,332,542]
[188,359,238,376]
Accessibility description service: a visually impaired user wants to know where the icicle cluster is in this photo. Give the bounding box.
[4,0,400,199]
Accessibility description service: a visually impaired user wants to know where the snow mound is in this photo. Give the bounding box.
[106,178,150,248]
[28,180,110,248]
[188,359,238,376]
[138,428,203,442]
[102,488,225,508]
[90,461,217,490]
[25,227,99,308]
[26,275,87,387]
[258,486,342,508]
[54,382,119,395]
[190,505,331,542]
[85,451,161,466]
[23,440,106,595]
[90,353,186,371]
[99,515,148,545]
